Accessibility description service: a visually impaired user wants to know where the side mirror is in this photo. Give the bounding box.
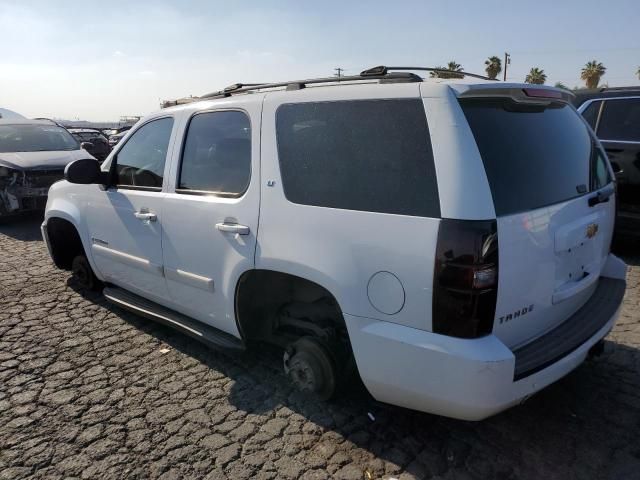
[65,159,103,184]
[80,141,94,150]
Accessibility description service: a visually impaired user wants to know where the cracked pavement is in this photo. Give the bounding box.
[1,215,639,479]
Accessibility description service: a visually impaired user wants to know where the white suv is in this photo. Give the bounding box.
[42,67,627,420]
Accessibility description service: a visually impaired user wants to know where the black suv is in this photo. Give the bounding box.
[574,87,640,238]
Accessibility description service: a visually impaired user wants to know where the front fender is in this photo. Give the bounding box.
[44,183,103,280]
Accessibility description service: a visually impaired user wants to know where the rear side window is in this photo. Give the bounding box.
[597,98,640,141]
[276,99,439,217]
[580,100,601,130]
[178,111,251,196]
[460,99,592,216]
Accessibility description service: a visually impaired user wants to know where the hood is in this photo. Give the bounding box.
[0,149,94,170]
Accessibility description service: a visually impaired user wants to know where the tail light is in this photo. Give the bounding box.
[432,219,499,338]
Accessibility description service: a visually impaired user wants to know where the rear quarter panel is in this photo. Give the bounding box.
[256,84,440,330]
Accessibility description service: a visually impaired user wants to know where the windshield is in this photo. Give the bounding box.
[0,125,79,153]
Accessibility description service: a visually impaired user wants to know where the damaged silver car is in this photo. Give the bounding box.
[0,120,95,215]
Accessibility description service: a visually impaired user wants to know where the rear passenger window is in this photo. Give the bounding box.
[276,99,440,217]
[597,98,640,141]
[580,101,600,130]
[178,111,251,196]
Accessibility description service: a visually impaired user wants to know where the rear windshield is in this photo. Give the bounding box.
[460,99,593,216]
[0,124,79,153]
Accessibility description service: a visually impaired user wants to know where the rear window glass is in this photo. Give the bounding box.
[276,99,440,217]
[460,99,592,216]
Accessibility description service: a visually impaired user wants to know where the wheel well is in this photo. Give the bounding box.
[235,270,349,350]
[47,218,85,270]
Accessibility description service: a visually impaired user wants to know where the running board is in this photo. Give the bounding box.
[103,286,245,351]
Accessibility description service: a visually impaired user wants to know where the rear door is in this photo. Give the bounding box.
[459,94,615,348]
[160,103,260,337]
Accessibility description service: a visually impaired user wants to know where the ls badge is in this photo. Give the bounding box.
[586,223,599,239]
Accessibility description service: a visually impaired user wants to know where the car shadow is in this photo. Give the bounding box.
[0,212,44,241]
[67,276,640,479]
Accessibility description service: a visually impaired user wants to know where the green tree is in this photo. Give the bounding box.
[637,66,640,80]
[430,61,464,79]
[581,61,606,89]
[525,67,547,85]
[484,56,502,80]
[484,56,502,78]
[554,81,569,90]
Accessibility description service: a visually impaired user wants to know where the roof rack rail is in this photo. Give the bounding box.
[598,86,640,92]
[361,65,497,81]
[201,71,421,99]
[199,64,495,100]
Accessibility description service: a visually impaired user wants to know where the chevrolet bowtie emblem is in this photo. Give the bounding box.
[586,223,599,239]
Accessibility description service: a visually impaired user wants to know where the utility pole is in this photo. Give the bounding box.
[334,67,344,79]
[503,52,511,81]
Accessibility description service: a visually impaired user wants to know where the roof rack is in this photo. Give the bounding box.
[597,86,640,92]
[200,64,496,100]
[201,71,421,99]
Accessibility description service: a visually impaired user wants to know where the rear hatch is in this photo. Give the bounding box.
[459,88,615,349]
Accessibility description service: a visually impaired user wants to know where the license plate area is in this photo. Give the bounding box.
[553,212,604,296]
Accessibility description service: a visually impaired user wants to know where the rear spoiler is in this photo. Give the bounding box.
[455,86,575,105]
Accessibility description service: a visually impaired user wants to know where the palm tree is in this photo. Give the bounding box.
[637,66,640,80]
[581,61,606,89]
[484,56,502,80]
[430,61,464,79]
[554,81,569,90]
[525,67,547,85]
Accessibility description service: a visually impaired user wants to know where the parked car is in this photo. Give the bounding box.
[108,130,128,148]
[0,120,95,215]
[573,87,640,238]
[103,125,132,138]
[68,128,111,162]
[42,67,627,420]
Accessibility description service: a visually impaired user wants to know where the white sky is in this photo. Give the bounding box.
[1,0,639,121]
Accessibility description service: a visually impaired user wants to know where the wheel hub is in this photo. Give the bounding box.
[283,337,337,400]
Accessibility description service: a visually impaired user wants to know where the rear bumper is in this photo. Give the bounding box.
[346,257,627,421]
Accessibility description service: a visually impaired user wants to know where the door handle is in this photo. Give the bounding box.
[134,211,157,222]
[216,222,250,235]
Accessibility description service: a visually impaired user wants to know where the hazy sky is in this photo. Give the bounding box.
[1,0,639,121]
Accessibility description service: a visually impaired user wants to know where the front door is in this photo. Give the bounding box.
[161,104,260,337]
[86,116,176,304]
